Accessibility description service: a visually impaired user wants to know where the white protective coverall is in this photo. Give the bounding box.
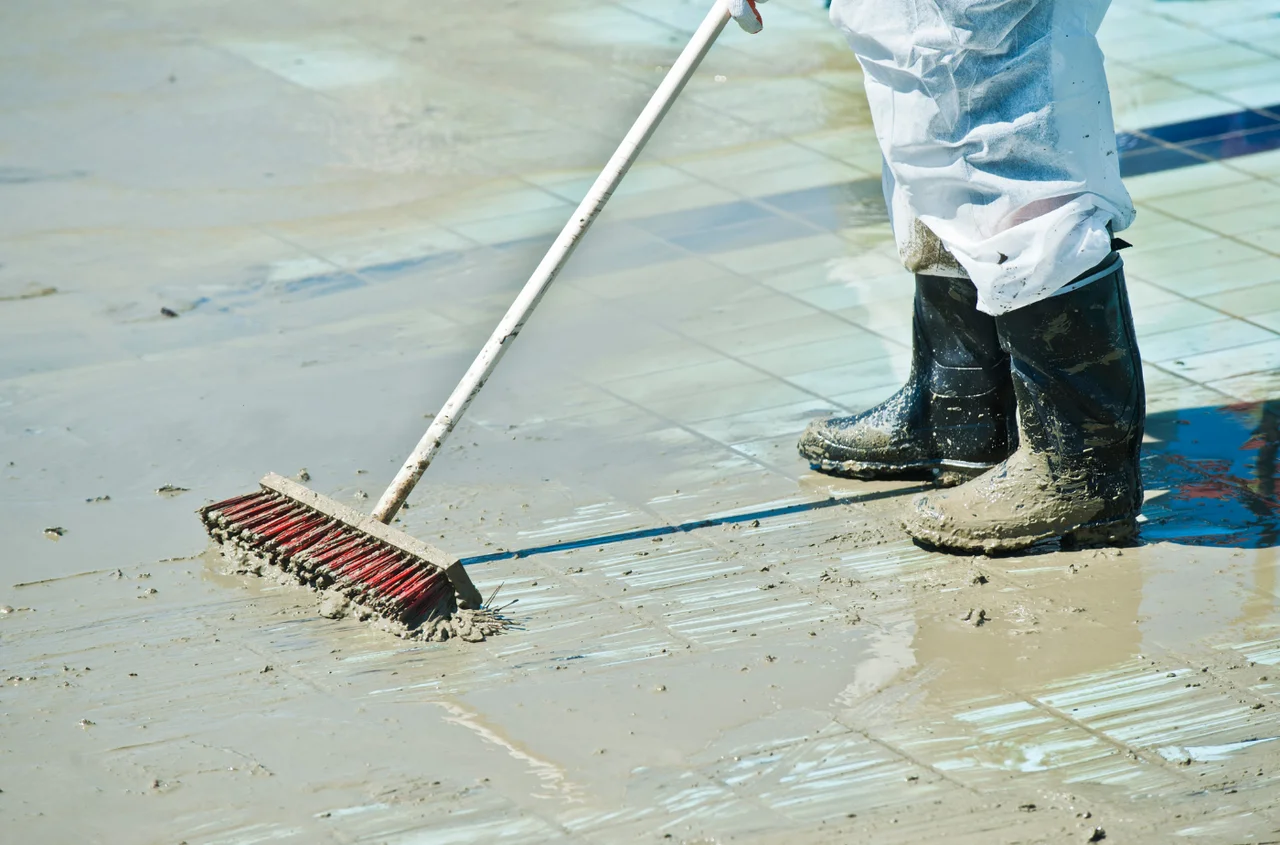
[828,0,1136,315]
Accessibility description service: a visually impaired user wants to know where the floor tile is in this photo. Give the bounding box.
[606,357,772,404]
[1248,306,1280,334]
[1197,280,1280,317]
[1240,225,1280,253]
[1124,277,1185,307]
[1145,381,1234,415]
[709,234,851,277]
[1229,147,1280,177]
[1196,201,1280,239]
[1133,299,1231,335]
[673,290,824,337]
[1209,368,1280,402]
[685,399,839,446]
[11,4,1280,844]
[739,332,897,378]
[1125,161,1257,203]
[1140,319,1278,364]
[1141,254,1280,298]
[1162,336,1280,383]
[1125,216,1219,251]
[605,181,744,222]
[675,141,838,183]
[1126,41,1280,79]
[700,311,878,358]
[729,160,872,199]
[787,356,911,400]
[1146,179,1280,218]
[529,162,700,203]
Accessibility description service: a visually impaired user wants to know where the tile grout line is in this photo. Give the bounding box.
[557,270,890,418]
[1011,677,1280,825]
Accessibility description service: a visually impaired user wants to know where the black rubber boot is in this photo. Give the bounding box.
[798,274,1015,486]
[903,255,1145,553]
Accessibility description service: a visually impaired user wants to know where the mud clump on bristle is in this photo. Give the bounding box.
[199,488,508,642]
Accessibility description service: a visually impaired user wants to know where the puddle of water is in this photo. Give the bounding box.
[1144,402,1280,548]
[909,556,1145,701]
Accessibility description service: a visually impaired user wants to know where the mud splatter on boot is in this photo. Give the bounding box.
[798,273,1015,486]
[903,255,1145,553]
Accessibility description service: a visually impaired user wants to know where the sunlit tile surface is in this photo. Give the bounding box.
[4,1,1280,843]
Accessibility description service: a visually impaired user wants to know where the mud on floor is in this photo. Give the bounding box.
[4,480,1280,844]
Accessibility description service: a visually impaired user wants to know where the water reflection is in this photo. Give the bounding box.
[1144,401,1280,548]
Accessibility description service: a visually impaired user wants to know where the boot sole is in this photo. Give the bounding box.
[811,457,995,488]
[908,515,1139,556]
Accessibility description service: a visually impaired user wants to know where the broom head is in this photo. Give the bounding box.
[199,473,483,630]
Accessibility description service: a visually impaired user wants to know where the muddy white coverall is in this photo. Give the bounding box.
[828,0,1136,314]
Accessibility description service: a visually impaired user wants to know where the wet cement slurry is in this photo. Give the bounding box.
[6,1,1280,843]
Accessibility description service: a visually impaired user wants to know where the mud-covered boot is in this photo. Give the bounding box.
[903,255,1145,554]
[798,274,1015,486]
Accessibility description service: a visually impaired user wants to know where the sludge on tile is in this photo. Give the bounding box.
[10,1,1280,843]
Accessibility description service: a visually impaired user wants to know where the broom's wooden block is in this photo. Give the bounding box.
[256,472,483,610]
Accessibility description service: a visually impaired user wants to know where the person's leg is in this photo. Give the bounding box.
[798,273,1014,486]
[828,0,1135,314]
[903,255,1145,552]
[819,0,1144,548]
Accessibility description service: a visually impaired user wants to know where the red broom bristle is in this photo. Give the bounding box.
[223,494,289,523]
[401,572,448,620]
[276,517,334,553]
[200,488,455,627]
[333,547,398,585]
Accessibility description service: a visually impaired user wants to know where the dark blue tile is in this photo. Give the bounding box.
[630,198,775,240]
[1119,143,1205,178]
[1115,102,1280,178]
[293,104,1280,295]
[567,223,687,275]
[765,179,882,211]
[1185,124,1280,163]
[1117,132,1159,154]
[1143,105,1280,145]
[761,179,887,230]
[666,215,816,255]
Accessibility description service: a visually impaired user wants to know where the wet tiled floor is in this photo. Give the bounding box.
[4,1,1280,843]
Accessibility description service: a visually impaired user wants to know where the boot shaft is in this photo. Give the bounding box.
[994,255,1145,459]
[908,274,1016,470]
[902,256,1148,554]
[913,274,1009,398]
[797,273,1015,480]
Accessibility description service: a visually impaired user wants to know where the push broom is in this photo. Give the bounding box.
[200,2,739,639]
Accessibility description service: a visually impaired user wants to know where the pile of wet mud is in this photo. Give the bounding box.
[315,589,507,642]
[214,548,509,643]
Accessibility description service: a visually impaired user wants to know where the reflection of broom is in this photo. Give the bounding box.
[199,2,736,635]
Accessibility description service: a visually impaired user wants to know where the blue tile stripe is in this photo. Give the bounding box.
[1118,102,1280,177]
[263,102,1280,301]
[457,486,918,566]
[476,103,1280,259]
